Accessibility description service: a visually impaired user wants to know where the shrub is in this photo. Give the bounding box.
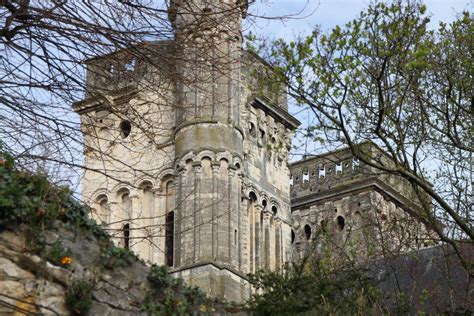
[246,261,384,315]
[100,242,137,269]
[142,264,220,315]
[65,279,93,315]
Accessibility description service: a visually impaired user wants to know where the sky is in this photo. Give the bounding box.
[247,0,472,40]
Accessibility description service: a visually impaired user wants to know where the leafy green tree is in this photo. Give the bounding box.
[247,259,384,315]
[264,1,472,274]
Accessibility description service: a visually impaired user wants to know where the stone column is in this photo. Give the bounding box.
[228,166,237,265]
[275,218,282,271]
[254,204,263,271]
[263,210,272,269]
[211,162,220,261]
[129,192,140,253]
[175,166,185,267]
[241,195,249,273]
[192,161,202,262]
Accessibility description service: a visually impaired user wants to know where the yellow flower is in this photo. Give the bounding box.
[60,256,72,266]
[199,305,207,313]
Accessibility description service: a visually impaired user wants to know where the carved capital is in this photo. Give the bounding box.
[192,161,202,173]
[211,161,220,174]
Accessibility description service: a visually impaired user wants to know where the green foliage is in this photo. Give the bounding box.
[142,264,222,315]
[0,151,71,228]
[0,149,109,248]
[47,240,72,268]
[65,279,94,316]
[100,242,137,269]
[246,261,384,315]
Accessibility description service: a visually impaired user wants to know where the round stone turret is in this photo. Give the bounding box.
[170,0,247,158]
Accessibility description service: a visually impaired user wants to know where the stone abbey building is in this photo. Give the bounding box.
[74,1,432,302]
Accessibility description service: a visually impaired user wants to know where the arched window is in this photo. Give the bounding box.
[304,224,312,240]
[337,216,345,231]
[249,122,256,137]
[165,211,174,267]
[121,191,131,217]
[271,205,277,216]
[95,194,109,220]
[291,230,296,244]
[140,182,153,216]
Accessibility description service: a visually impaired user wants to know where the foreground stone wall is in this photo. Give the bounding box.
[0,224,149,315]
[0,222,233,315]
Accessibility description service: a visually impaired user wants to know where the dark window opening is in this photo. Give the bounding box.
[120,120,131,138]
[249,191,257,202]
[272,206,277,215]
[249,122,255,136]
[165,211,174,267]
[304,224,312,240]
[337,216,345,231]
[260,129,265,139]
[291,230,295,244]
[123,223,130,249]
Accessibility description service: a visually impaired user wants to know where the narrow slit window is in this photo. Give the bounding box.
[165,211,174,267]
[304,224,312,240]
[123,223,130,249]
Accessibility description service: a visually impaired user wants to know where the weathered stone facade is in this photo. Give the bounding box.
[289,143,435,262]
[73,1,434,303]
[74,0,299,302]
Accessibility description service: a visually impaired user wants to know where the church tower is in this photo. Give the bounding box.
[168,0,250,299]
[74,0,299,302]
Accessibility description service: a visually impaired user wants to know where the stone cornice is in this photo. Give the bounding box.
[252,97,301,130]
[291,177,419,215]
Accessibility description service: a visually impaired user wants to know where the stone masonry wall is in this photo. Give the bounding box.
[0,223,149,315]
